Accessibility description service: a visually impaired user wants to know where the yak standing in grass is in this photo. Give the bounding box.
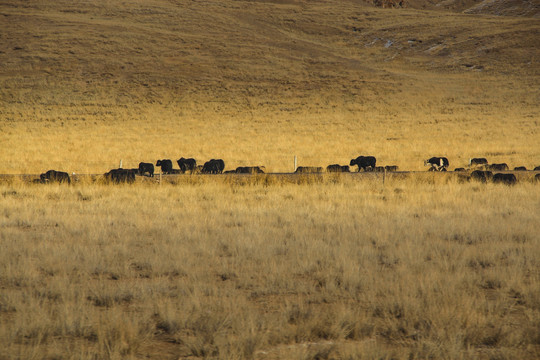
[470,170,493,183]
[486,163,509,171]
[202,159,225,174]
[40,170,71,184]
[138,162,154,177]
[326,164,350,173]
[350,156,376,172]
[424,157,449,171]
[235,166,265,174]
[104,169,136,184]
[177,158,197,173]
[492,173,517,185]
[469,158,488,167]
[156,159,174,174]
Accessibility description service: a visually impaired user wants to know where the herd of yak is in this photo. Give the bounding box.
[36,156,540,185]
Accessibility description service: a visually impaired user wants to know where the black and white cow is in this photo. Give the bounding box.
[424,157,449,171]
[350,156,376,172]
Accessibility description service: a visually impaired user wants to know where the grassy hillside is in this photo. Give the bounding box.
[0,0,538,173]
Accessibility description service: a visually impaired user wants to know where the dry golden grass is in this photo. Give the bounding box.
[0,177,539,359]
[1,0,539,359]
[0,0,539,173]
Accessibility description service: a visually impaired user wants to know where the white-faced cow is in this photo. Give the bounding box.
[350,156,376,172]
[424,157,449,171]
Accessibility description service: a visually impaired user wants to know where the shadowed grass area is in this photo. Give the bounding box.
[0,179,539,359]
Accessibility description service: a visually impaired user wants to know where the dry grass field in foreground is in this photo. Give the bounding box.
[0,176,539,359]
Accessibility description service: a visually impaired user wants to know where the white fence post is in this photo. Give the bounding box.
[294,156,297,172]
[119,159,123,169]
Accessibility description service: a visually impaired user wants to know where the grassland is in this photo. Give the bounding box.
[1,0,539,173]
[0,177,539,359]
[1,0,539,359]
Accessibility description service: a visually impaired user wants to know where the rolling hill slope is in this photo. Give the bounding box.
[0,0,538,172]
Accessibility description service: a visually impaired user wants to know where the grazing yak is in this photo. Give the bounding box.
[177,158,197,173]
[104,168,136,184]
[424,157,449,171]
[350,156,376,172]
[469,170,493,183]
[326,164,350,173]
[40,170,71,184]
[486,163,509,171]
[535,174,540,182]
[534,166,540,171]
[514,166,527,171]
[454,168,466,172]
[469,158,488,167]
[156,159,174,174]
[202,159,225,174]
[295,166,323,173]
[138,162,154,177]
[235,166,265,174]
[492,173,516,185]
[385,165,399,172]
